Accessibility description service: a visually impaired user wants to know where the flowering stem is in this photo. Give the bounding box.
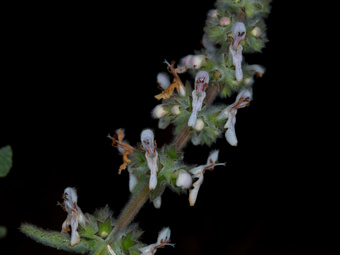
[175,126,191,151]
[106,178,149,243]
[108,85,219,242]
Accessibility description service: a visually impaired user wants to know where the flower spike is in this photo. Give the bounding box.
[188,71,209,128]
[108,129,135,174]
[155,60,186,100]
[60,187,86,246]
[141,129,159,190]
[189,150,226,206]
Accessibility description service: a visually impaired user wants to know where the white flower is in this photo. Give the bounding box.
[190,55,206,69]
[153,196,162,209]
[217,88,252,146]
[152,104,168,119]
[229,22,247,81]
[176,170,192,189]
[139,227,174,255]
[157,72,170,90]
[180,55,193,69]
[141,129,159,190]
[188,71,209,128]
[189,150,226,206]
[61,187,86,246]
[231,22,247,50]
[229,43,243,82]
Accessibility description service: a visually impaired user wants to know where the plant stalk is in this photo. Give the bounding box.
[107,178,149,242]
[110,84,219,241]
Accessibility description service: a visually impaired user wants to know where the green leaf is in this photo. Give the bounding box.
[121,232,137,252]
[165,145,178,160]
[97,217,112,238]
[134,152,145,163]
[0,145,12,177]
[20,223,93,254]
[0,226,7,239]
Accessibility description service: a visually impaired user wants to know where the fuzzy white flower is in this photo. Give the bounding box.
[176,170,192,189]
[190,55,206,69]
[153,196,162,209]
[229,22,247,82]
[61,187,86,246]
[189,150,226,206]
[141,129,159,190]
[188,71,209,128]
[217,88,252,146]
[139,227,174,255]
[157,72,170,90]
[152,104,168,119]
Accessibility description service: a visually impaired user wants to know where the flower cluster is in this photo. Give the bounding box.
[20,1,271,254]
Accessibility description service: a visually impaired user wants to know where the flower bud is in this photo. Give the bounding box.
[251,27,261,37]
[207,9,218,18]
[176,170,192,189]
[190,55,206,69]
[180,55,193,68]
[219,17,230,26]
[153,196,161,209]
[152,105,168,119]
[157,72,170,90]
[171,105,181,115]
[194,118,204,131]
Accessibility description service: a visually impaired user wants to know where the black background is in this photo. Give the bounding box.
[1,1,338,254]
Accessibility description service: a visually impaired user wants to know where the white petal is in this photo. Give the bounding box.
[189,165,204,177]
[179,84,186,97]
[129,173,138,192]
[232,22,246,48]
[207,150,219,165]
[64,187,78,204]
[157,72,170,90]
[180,55,193,68]
[141,129,155,154]
[230,44,243,82]
[176,170,192,189]
[152,105,168,119]
[190,55,205,69]
[157,227,171,245]
[146,151,159,190]
[189,174,204,206]
[153,196,162,209]
[225,127,238,146]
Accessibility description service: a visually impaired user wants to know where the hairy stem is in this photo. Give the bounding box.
[107,178,149,242]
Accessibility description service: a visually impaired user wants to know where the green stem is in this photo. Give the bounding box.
[106,178,149,243]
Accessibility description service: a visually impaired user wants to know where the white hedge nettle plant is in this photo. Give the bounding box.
[20,0,271,254]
